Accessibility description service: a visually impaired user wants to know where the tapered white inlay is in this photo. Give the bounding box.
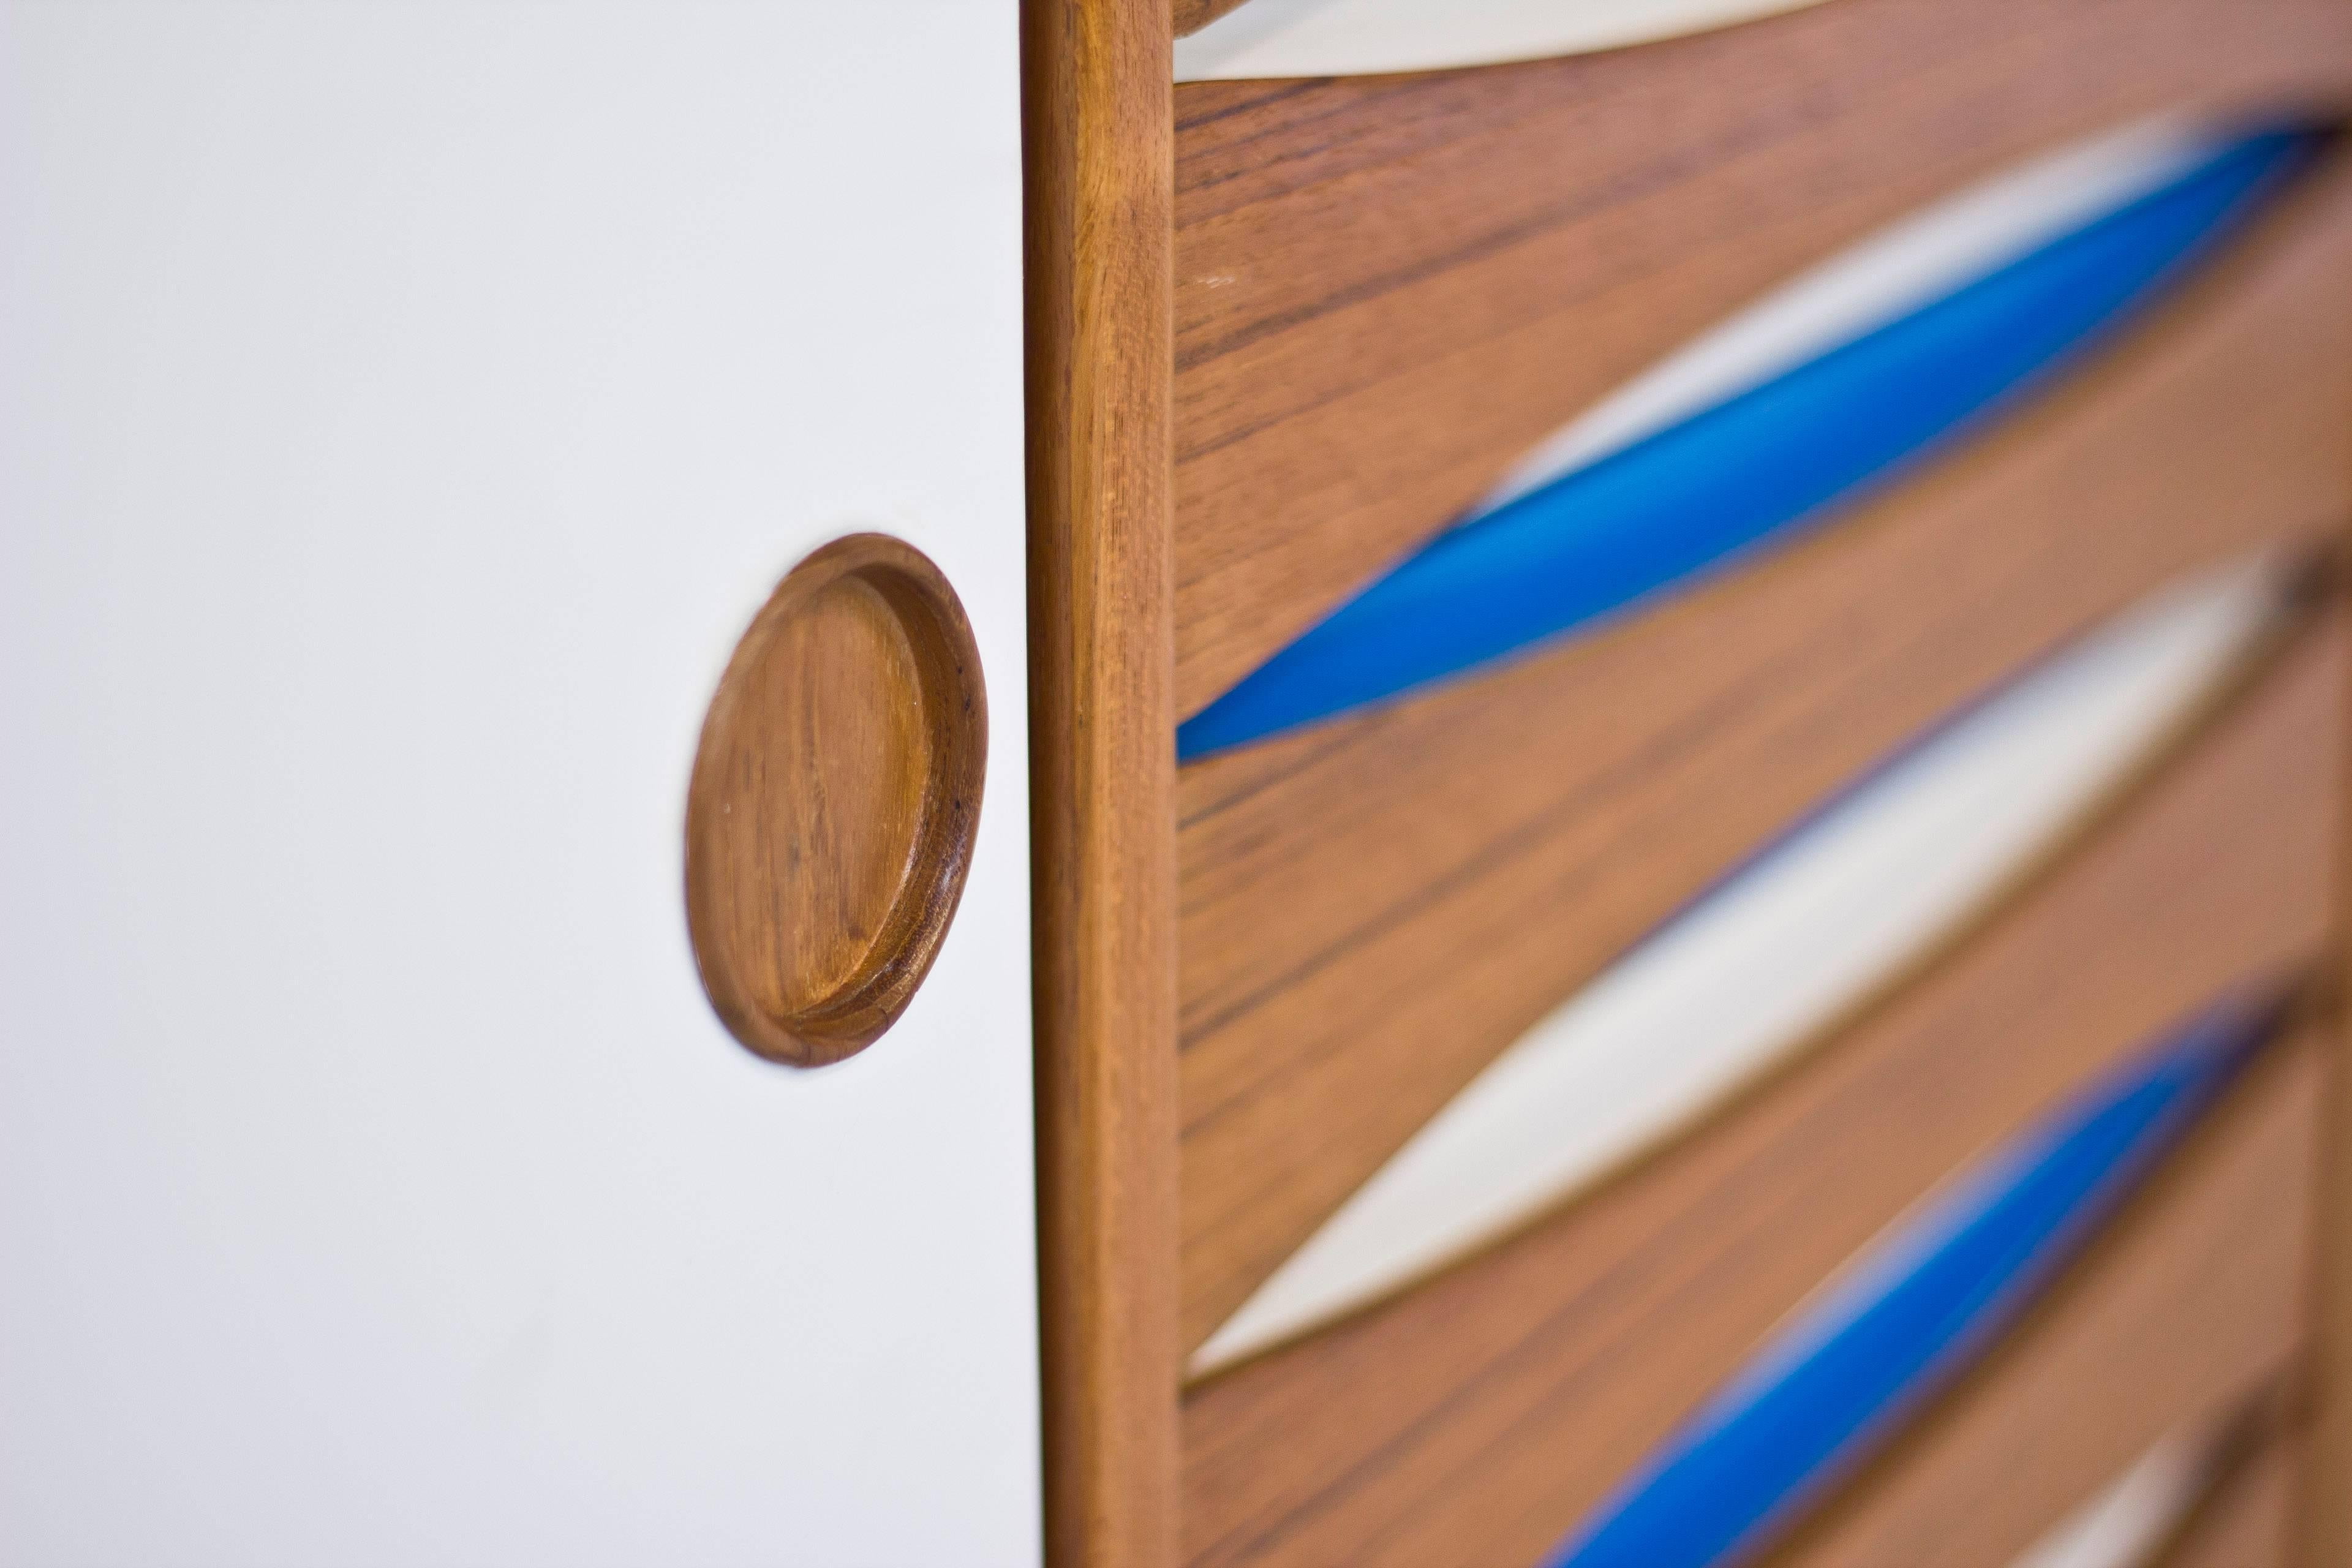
[1175,0,1833,81]
[2011,1396,2268,1568]
[1189,554,2297,1378]
[1479,116,2223,512]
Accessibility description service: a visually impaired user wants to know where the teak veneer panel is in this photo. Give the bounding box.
[1178,620,2343,1568]
[1022,0,1179,1561]
[1762,1038,2324,1568]
[1175,167,2352,1354]
[1170,0,2352,717]
[2177,1433,2305,1568]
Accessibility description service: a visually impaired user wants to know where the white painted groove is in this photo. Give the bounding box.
[1188,555,2294,1378]
[2010,1402,2256,1568]
[1480,116,2223,513]
[1175,0,1833,81]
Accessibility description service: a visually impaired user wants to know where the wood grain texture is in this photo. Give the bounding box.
[1172,0,1244,38]
[2298,577,2352,1568]
[2174,1431,2305,1568]
[685,535,986,1066]
[1759,1035,2324,1568]
[1189,553,2306,1380]
[1176,167,2352,1355]
[1022,0,1180,1562]
[1178,619,2343,1568]
[1170,0,2352,719]
[2008,1383,2304,1568]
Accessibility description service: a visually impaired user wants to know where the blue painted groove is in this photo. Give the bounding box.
[1174,129,2326,762]
[1539,986,2297,1568]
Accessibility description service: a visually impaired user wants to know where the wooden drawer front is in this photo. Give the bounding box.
[1177,163,2352,1355]
[1175,124,2330,762]
[1179,616,2341,1568]
[1760,1031,2324,1568]
[1171,0,2352,717]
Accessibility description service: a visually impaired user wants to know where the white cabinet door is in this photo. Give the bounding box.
[0,5,1037,1563]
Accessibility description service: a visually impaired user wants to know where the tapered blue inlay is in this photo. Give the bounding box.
[1540,986,2294,1568]
[1175,129,2326,762]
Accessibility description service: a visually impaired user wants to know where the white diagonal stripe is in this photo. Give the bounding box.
[1477,116,2222,513]
[1175,0,1834,82]
[2010,1401,2258,1568]
[1191,553,2294,1378]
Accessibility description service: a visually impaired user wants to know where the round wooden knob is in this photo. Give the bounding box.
[685,534,987,1066]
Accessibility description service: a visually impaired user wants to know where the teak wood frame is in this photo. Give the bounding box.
[1022,2,2352,1563]
[1023,1,1180,1566]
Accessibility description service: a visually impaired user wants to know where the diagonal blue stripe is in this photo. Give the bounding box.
[1540,987,2293,1568]
[1176,129,2328,762]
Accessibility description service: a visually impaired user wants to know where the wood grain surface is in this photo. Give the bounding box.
[1170,0,2352,718]
[2177,1431,2305,1568]
[1172,0,1244,38]
[2299,579,2352,1568]
[1175,167,2352,1355]
[1022,0,1180,1561]
[1759,1036,2324,1568]
[685,535,986,1066]
[1178,617,2343,1567]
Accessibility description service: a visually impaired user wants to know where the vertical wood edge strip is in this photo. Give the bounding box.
[2299,568,2352,1565]
[1024,1,1180,1566]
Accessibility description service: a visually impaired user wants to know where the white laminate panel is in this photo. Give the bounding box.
[0,5,1035,1564]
